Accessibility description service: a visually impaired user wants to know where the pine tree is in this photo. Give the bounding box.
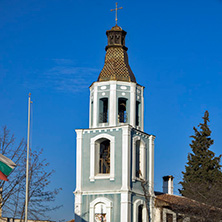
[180,111,222,206]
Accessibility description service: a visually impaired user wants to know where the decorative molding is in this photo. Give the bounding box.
[79,189,146,196]
[100,86,107,90]
[120,86,127,90]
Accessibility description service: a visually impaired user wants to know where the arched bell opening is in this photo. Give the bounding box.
[118,98,128,123]
[99,98,109,123]
[136,101,141,127]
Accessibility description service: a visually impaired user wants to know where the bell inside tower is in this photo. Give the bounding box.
[118,98,127,123]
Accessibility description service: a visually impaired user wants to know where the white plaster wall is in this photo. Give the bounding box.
[153,207,161,222]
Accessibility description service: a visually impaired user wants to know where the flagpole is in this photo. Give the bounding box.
[25,93,32,222]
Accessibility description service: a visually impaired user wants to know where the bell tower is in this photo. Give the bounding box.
[74,24,155,222]
[90,25,144,130]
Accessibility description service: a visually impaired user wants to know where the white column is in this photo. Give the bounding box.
[76,129,83,191]
[121,192,131,222]
[75,129,83,222]
[89,88,92,128]
[93,84,98,128]
[141,143,147,180]
[141,86,144,131]
[109,81,117,126]
[121,126,131,190]
[121,126,131,222]
[132,139,136,181]
[89,140,95,182]
[74,193,82,222]
[149,135,155,194]
[130,84,136,127]
[89,204,94,222]
[110,139,115,180]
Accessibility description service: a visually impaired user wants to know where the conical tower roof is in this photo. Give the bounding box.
[97,25,136,83]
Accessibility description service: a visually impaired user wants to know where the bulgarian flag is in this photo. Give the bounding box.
[0,154,16,181]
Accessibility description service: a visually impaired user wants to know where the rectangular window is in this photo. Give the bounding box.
[166,213,173,222]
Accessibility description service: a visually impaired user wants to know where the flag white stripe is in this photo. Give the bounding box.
[0,154,16,169]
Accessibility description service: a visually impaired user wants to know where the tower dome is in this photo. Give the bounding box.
[97,25,136,83]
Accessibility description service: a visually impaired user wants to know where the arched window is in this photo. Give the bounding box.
[90,197,112,222]
[90,134,115,181]
[99,98,108,123]
[132,137,146,181]
[118,98,127,123]
[95,202,107,221]
[99,139,110,174]
[133,199,148,222]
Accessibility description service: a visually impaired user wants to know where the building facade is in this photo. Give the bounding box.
[74,24,155,222]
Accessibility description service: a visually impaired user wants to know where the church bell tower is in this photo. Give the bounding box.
[74,24,155,222]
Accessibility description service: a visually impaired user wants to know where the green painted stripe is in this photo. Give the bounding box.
[0,161,13,176]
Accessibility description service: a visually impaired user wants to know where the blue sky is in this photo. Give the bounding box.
[0,0,222,221]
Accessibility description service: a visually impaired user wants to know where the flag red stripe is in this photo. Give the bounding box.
[0,171,8,181]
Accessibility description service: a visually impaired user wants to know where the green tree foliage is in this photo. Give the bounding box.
[180,111,222,207]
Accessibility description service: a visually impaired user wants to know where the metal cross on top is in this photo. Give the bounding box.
[111,2,123,25]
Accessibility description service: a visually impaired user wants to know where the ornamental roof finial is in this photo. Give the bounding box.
[110,2,123,26]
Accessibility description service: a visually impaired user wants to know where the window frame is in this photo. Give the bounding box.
[133,199,148,222]
[90,134,115,181]
[132,136,146,182]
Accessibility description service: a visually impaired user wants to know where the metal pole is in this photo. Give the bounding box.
[25,93,31,222]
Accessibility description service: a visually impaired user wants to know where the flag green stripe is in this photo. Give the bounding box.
[0,154,16,169]
[0,161,13,176]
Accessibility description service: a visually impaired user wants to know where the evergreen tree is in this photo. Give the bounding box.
[180,111,222,206]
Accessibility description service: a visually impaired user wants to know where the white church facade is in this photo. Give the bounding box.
[74,24,156,222]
